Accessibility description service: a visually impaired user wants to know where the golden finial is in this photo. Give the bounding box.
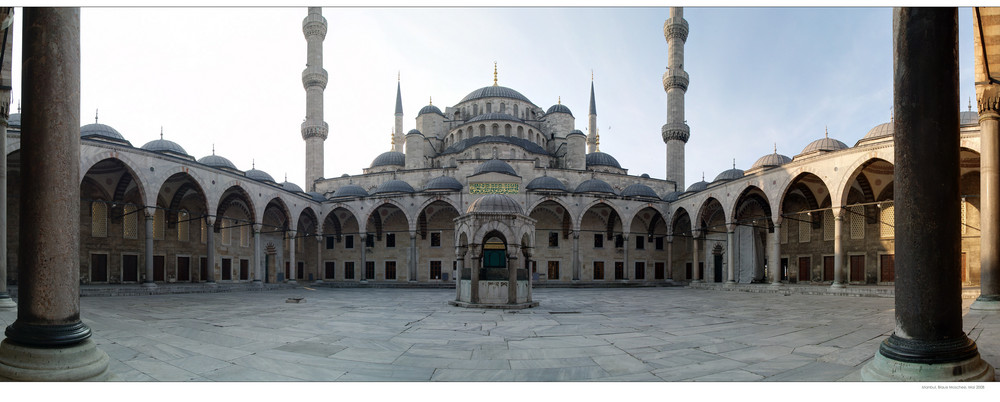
[969,97,973,112]
[390,128,395,146]
[95,108,99,124]
[595,131,601,152]
[773,143,777,153]
[160,126,164,140]
[825,126,828,138]
[733,158,736,169]
[558,96,561,105]
[591,69,594,81]
[212,144,215,155]
[429,96,432,105]
[493,61,498,86]
[252,159,255,169]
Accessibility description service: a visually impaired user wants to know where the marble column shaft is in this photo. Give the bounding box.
[316,235,323,282]
[571,230,580,280]
[978,109,1000,301]
[832,209,845,287]
[206,216,216,283]
[623,234,630,280]
[507,246,518,304]
[726,230,735,283]
[454,247,465,301]
[769,224,781,285]
[409,232,417,281]
[360,234,367,281]
[253,224,262,283]
[288,231,296,283]
[0,10,10,308]
[143,208,155,285]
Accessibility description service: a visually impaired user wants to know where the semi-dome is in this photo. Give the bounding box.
[418,104,444,116]
[961,110,980,126]
[81,123,129,144]
[198,154,238,171]
[305,191,326,202]
[750,151,792,170]
[662,190,683,202]
[245,168,276,183]
[331,184,368,199]
[370,151,405,168]
[685,180,709,193]
[473,159,518,176]
[586,152,622,170]
[8,113,19,128]
[526,176,567,192]
[423,176,463,192]
[575,178,617,195]
[281,181,304,193]
[373,179,415,195]
[567,129,585,137]
[466,112,524,124]
[713,167,745,182]
[406,129,422,136]
[621,183,659,199]
[460,86,533,104]
[862,122,893,141]
[467,193,523,215]
[141,137,192,160]
[799,137,848,155]
[546,103,573,116]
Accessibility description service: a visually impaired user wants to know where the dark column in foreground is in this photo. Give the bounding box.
[0,9,14,310]
[862,7,993,381]
[0,8,110,380]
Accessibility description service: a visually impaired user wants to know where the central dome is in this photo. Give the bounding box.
[467,194,523,215]
[460,86,533,105]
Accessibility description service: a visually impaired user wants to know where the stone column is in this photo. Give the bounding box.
[315,235,323,283]
[507,245,519,304]
[359,234,367,282]
[0,13,13,309]
[0,8,111,380]
[252,224,262,285]
[725,229,736,286]
[205,216,216,284]
[769,222,781,286]
[408,231,417,281]
[142,207,156,288]
[469,244,481,303]
[523,246,533,302]
[862,8,993,381]
[622,234,631,280]
[454,246,466,301]
[287,230,297,284]
[831,208,846,289]
[690,231,700,282]
[571,230,580,281]
[974,84,1000,310]
[666,236,673,280]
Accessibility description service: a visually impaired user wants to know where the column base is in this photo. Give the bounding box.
[0,339,112,381]
[723,280,736,288]
[861,348,994,382]
[287,280,297,285]
[0,294,15,310]
[205,281,217,287]
[769,282,783,287]
[690,279,704,284]
[830,282,846,289]
[252,280,263,287]
[971,295,1000,311]
[140,281,157,288]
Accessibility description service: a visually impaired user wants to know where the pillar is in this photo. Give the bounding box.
[252,224,262,284]
[315,235,323,283]
[974,84,1000,309]
[359,234,367,282]
[725,229,735,286]
[831,208,846,289]
[287,230,297,284]
[666,236,673,280]
[507,245,519,304]
[142,207,156,288]
[769,222,781,286]
[523,246,533,302]
[205,216,216,284]
[623,234,631,280]
[690,231,700,282]
[862,8,993,381]
[408,231,417,281]
[571,230,580,281]
[469,244,480,303]
[0,8,111,380]
[454,246,466,301]
[0,10,13,309]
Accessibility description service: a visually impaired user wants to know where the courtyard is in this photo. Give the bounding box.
[4,287,998,382]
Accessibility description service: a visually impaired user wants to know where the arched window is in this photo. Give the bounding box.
[492,124,499,136]
[486,102,492,113]
[178,209,190,242]
[123,204,138,239]
[91,201,108,238]
[517,126,524,139]
[473,104,479,115]
[500,103,506,113]
[513,104,519,117]
[479,124,486,137]
[505,124,512,137]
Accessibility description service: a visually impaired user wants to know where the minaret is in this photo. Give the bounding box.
[662,7,690,190]
[587,73,598,153]
[301,7,329,191]
[394,74,404,153]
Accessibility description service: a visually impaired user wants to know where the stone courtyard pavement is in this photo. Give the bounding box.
[4,286,1000,382]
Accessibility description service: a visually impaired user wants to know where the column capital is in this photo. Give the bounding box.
[252,223,262,232]
[978,83,1000,120]
[205,215,216,225]
[144,207,156,218]
[572,230,580,239]
[455,245,468,259]
[316,234,323,242]
[409,230,417,240]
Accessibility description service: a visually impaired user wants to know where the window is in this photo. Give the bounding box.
[366,235,375,248]
[594,233,603,248]
[850,205,865,239]
[430,261,442,280]
[326,236,335,249]
[547,261,559,280]
[548,232,559,248]
[325,261,335,279]
[593,261,604,280]
[635,262,645,280]
[153,209,165,240]
[177,210,190,242]
[344,261,355,279]
[635,236,645,250]
[654,262,665,279]
[200,219,206,244]
[655,237,664,250]
[614,235,624,249]
[345,235,354,249]
[880,203,894,238]
[430,232,441,247]
[91,201,108,238]
[823,210,834,241]
[798,214,811,243]
[386,233,396,248]
[365,261,375,280]
[124,205,139,239]
[385,261,396,280]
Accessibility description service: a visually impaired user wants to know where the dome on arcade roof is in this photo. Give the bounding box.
[373,179,415,195]
[467,112,524,124]
[713,167,745,182]
[306,192,326,202]
[799,128,848,156]
[467,193,523,215]
[526,176,567,192]
[406,129,422,136]
[245,165,276,183]
[662,190,683,202]
[423,176,463,192]
[418,104,444,116]
[621,183,659,199]
[331,184,368,199]
[281,181,304,193]
[81,123,129,145]
[575,178,617,195]
[546,103,573,116]
[473,159,518,177]
[586,152,622,169]
[198,151,239,171]
[961,110,980,127]
[370,151,405,168]
[460,86,533,105]
[862,122,893,141]
[685,180,709,193]
[141,130,192,160]
[750,147,792,170]
[8,113,19,128]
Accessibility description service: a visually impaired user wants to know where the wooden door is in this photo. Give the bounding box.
[547,261,559,280]
[713,254,723,282]
[153,255,165,282]
[91,253,108,283]
[654,262,664,280]
[240,259,249,280]
[823,256,834,281]
[325,261,335,279]
[880,254,895,282]
[123,254,139,282]
[850,255,865,282]
[615,262,625,280]
[177,256,190,282]
[222,259,232,280]
[200,257,208,282]
[798,257,811,282]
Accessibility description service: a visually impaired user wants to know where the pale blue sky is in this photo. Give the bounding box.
[9,7,976,190]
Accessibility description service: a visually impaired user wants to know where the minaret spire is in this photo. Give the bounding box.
[662,7,690,190]
[301,7,329,191]
[394,74,404,152]
[587,74,599,153]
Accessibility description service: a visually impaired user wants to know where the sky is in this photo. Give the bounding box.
[8,7,977,191]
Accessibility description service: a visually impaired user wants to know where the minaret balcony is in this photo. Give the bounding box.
[302,15,327,38]
[662,122,690,143]
[301,121,329,140]
[662,70,689,92]
[302,68,328,89]
[663,17,689,42]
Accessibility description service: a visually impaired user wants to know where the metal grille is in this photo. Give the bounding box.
[178,210,190,242]
[823,210,834,241]
[850,205,865,239]
[880,203,894,238]
[241,224,250,247]
[153,209,165,240]
[222,219,232,246]
[201,219,206,244]
[780,221,788,244]
[123,204,138,239]
[798,214,810,243]
[91,202,107,238]
[961,199,967,235]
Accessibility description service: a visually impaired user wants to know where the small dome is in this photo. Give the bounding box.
[198,154,238,171]
[750,152,792,170]
[406,129,423,136]
[799,137,848,155]
[423,176,463,192]
[575,178,617,195]
[341,173,350,177]
[526,176,567,192]
[460,86,533,104]
[418,104,444,116]
[621,183,659,199]
[473,159,518,176]
[863,122,893,141]
[685,180,708,193]
[640,173,651,178]
[245,168,276,183]
[662,190,683,202]
[331,184,368,199]
[81,123,128,144]
[713,168,745,182]
[373,179,415,195]
[141,138,191,159]
[467,112,524,124]
[567,129,586,137]
[281,181,304,193]
[586,152,622,170]
[467,194,523,215]
[961,110,979,126]
[305,191,326,202]
[8,113,19,128]
[370,151,405,168]
[546,103,573,116]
